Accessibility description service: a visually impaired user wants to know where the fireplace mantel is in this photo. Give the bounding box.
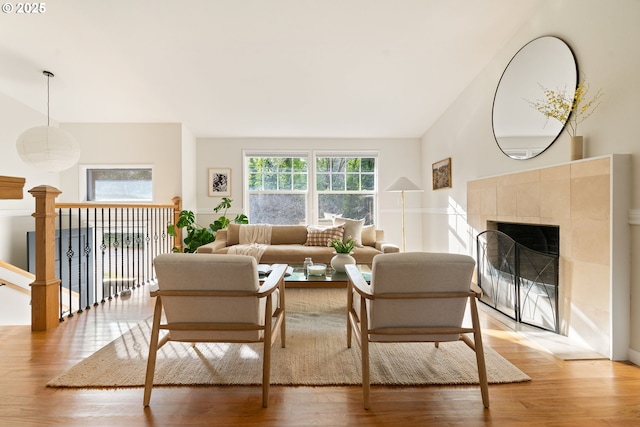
[467,154,631,360]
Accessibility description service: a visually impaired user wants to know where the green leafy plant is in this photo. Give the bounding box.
[167,197,248,253]
[329,236,355,254]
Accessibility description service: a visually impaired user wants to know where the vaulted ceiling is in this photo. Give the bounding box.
[0,0,543,138]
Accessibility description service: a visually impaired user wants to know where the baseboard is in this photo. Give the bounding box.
[628,347,640,366]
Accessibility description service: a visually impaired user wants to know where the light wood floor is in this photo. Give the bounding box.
[1,286,639,427]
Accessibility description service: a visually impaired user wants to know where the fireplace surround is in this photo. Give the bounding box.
[467,155,631,360]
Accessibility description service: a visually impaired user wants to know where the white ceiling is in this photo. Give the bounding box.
[0,0,543,138]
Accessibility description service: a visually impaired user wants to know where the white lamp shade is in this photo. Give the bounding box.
[16,126,80,172]
[385,176,422,192]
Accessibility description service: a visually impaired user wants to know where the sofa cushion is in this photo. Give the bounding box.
[304,224,345,246]
[361,224,376,247]
[270,225,308,245]
[333,217,365,247]
[228,223,309,245]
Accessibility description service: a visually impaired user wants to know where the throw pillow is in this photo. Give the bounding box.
[333,217,365,247]
[304,225,345,247]
[361,224,376,247]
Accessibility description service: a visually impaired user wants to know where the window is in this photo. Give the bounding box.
[316,156,376,225]
[246,155,308,224]
[84,167,153,202]
[244,152,377,225]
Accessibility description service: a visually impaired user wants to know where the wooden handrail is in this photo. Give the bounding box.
[55,198,183,252]
[55,202,177,209]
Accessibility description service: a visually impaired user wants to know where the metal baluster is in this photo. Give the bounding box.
[145,209,151,284]
[66,209,74,317]
[121,208,132,298]
[58,209,65,322]
[135,208,141,287]
[93,208,99,307]
[100,208,107,303]
[107,208,113,300]
[76,208,83,314]
[84,208,92,310]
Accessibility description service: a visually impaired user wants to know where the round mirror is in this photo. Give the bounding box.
[492,36,577,160]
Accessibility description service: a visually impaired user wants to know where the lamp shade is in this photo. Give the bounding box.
[16,125,80,172]
[385,177,422,192]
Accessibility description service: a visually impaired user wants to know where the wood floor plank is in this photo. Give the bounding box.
[0,285,638,427]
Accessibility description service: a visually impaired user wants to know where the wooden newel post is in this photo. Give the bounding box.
[28,185,62,332]
[172,196,182,252]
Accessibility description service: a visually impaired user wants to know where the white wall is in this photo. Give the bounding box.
[180,126,198,212]
[196,138,422,251]
[421,0,640,359]
[58,123,183,204]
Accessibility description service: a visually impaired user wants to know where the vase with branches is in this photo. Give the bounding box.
[529,78,603,160]
[529,79,603,137]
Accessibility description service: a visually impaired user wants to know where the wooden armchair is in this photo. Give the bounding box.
[144,253,287,408]
[345,252,489,409]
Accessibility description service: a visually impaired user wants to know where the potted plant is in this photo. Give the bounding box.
[329,236,356,272]
[167,197,248,253]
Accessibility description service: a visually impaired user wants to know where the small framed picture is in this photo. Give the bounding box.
[208,168,231,197]
[432,158,452,190]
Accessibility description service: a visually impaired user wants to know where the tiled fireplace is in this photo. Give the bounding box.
[467,155,631,360]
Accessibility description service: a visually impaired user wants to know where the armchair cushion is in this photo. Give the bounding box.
[368,252,475,342]
[154,253,272,342]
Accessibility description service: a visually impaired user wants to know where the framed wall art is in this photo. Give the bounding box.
[208,168,231,197]
[432,158,452,190]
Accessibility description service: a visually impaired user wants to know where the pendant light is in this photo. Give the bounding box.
[16,70,80,172]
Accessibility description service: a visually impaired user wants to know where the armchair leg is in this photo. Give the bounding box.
[360,297,370,410]
[470,297,490,409]
[143,298,164,407]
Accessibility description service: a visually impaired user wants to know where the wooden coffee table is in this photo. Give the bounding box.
[283,264,371,288]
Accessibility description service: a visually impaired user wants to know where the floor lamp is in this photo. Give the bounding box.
[385,177,423,252]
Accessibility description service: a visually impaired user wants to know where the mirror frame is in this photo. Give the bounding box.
[492,36,578,160]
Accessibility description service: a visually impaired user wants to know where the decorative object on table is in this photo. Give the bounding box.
[529,78,603,161]
[329,236,356,272]
[16,70,80,172]
[167,197,248,252]
[307,263,327,276]
[208,168,232,197]
[432,158,452,190]
[303,257,313,277]
[385,176,423,252]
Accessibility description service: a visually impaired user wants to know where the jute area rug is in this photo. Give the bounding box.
[47,288,530,388]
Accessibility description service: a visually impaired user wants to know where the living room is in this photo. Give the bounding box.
[1,1,640,424]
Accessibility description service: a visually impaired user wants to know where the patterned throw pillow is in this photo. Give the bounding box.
[304,225,345,247]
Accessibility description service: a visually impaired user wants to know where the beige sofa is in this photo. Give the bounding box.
[197,223,399,265]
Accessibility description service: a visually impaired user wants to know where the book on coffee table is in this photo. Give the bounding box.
[257,264,294,278]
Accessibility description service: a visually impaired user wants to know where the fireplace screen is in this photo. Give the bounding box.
[476,229,559,333]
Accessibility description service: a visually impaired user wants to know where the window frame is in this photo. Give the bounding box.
[243,150,378,225]
[79,164,154,203]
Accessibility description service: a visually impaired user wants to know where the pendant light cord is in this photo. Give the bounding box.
[43,70,54,127]
[46,73,50,126]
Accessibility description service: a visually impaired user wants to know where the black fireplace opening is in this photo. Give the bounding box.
[476,222,560,333]
[490,221,559,256]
